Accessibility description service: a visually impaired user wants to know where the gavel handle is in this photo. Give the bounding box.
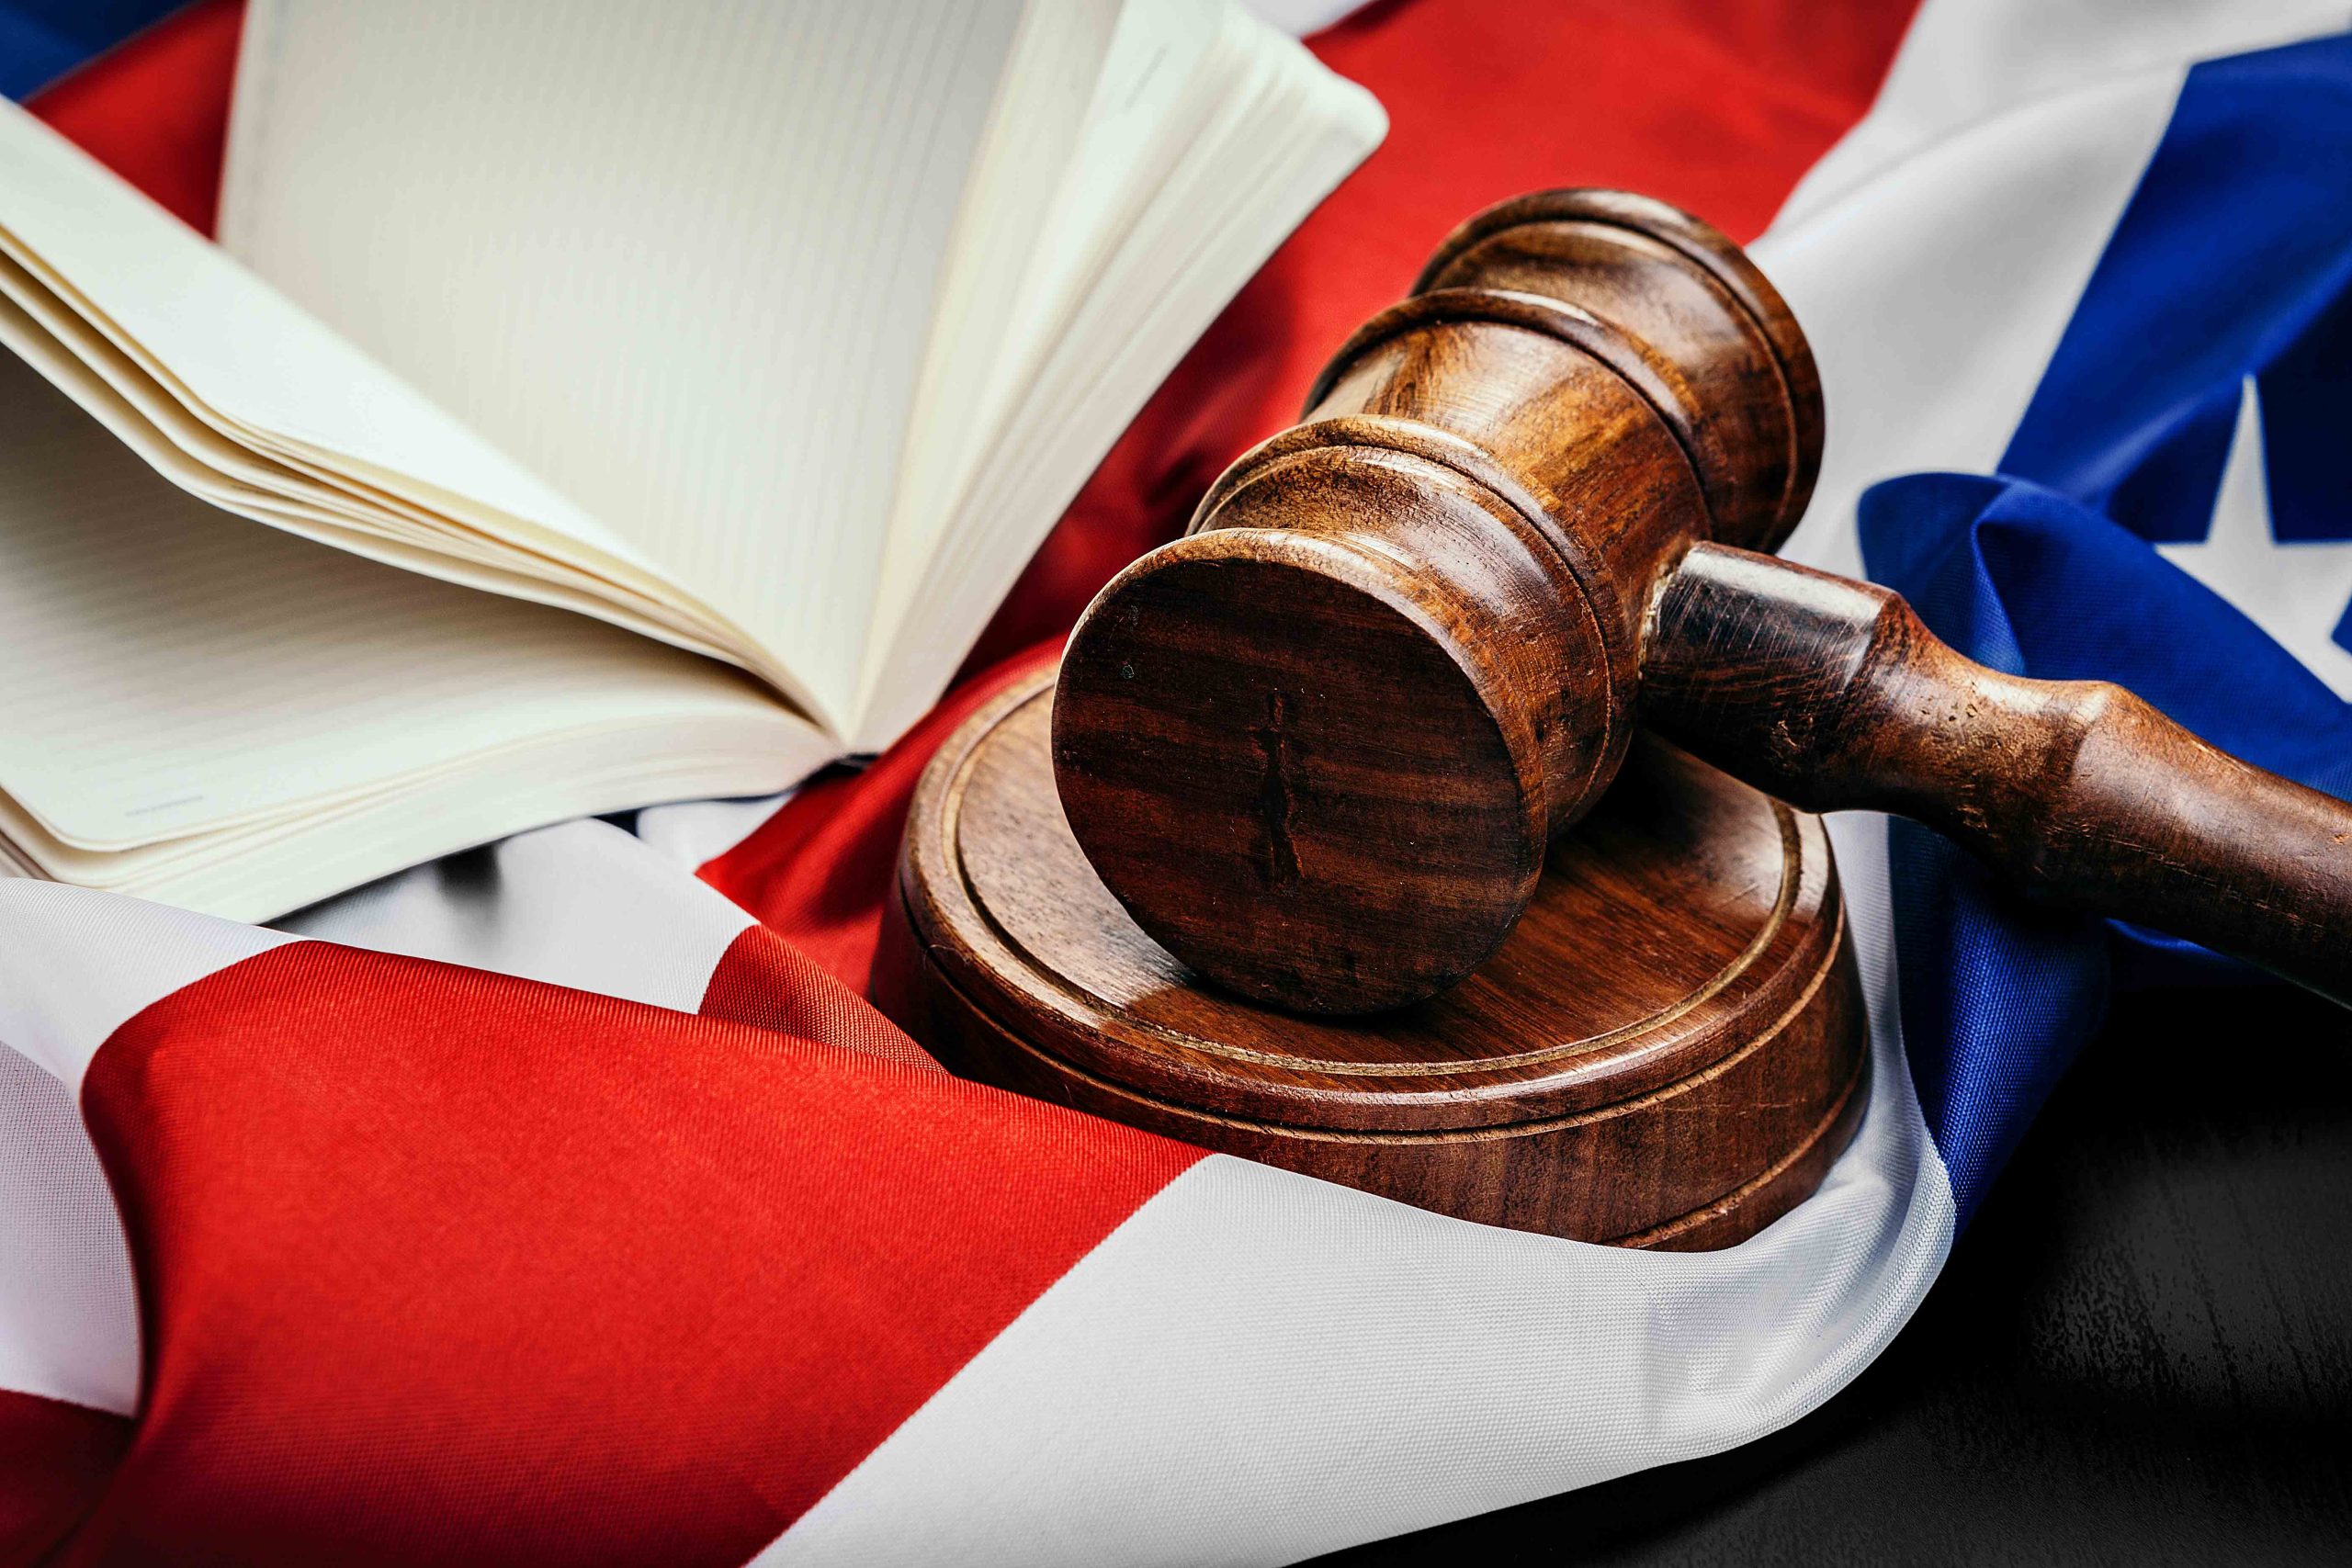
[1642,543,2352,1006]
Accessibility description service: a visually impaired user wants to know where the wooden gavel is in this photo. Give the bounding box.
[1053,189,2352,1015]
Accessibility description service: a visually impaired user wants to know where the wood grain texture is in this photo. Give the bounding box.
[1057,189,1808,1012]
[1645,544,2352,1005]
[1056,186,2352,1014]
[1411,187,1821,550]
[880,671,1867,1248]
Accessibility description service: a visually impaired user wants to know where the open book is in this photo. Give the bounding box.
[0,0,1383,919]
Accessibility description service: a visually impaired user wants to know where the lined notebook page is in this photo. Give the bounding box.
[222,0,1046,730]
[851,9,1385,745]
[0,270,735,666]
[0,102,653,584]
[874,0,1216,645]
[0,347,798,852]
[865,0,1232,682]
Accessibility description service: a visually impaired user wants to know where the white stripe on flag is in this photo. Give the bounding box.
[0,1048,139,1415]
[765,816,1949,1568]
[1241,0,1371,38]
[0,882,294,1090]
[0,885,287,1416]
[635,790,795,869]
[282,817,756,1011]
[1777,0,2352,236]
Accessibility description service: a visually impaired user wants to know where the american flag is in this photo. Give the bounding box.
[4,1,2348,1562]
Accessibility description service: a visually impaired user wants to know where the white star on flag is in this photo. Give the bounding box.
[2157,376,2352,700]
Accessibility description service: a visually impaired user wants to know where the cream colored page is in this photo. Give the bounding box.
[0,276,709,630]
[0,348,800,852]
[0,101,659,586]
[980,0,1239,426]
[880,0,1122,616]
[221,0,1035,730]
[852,9,1385,746]
[870,0,1222,654]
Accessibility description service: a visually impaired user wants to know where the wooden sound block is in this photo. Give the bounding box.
[876,671,1870,1250]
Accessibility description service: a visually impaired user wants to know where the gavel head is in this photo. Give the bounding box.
[1053,190,1822,1013]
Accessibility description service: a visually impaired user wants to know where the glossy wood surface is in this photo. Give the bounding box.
[879,671,1867,1248]
[1646,543,2352,1006]
[1055,186,2352,1014]
[1057,189,1814,1012]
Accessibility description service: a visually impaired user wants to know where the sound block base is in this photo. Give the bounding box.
[876,671,1868,1250]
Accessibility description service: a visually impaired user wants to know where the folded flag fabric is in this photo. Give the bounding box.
[4,1,2349,1563]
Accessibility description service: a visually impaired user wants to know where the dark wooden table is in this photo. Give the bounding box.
[1324,984,2352,1565]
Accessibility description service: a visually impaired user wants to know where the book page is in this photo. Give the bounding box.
[0,276,749,664]
[864,0,1233,658]
[881,0,1126,621]
[221,0,1087,732]
[0,339,809,858]
[852,6,1385,746]
[0,101,662,593]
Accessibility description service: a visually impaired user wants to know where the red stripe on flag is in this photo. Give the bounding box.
[0,1391,130,1568]
[697,923,936,1070]
[66,942,1199,1563]
[24,0,244,235]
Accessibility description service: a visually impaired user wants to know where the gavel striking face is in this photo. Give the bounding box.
[1053,190,2352,1016]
